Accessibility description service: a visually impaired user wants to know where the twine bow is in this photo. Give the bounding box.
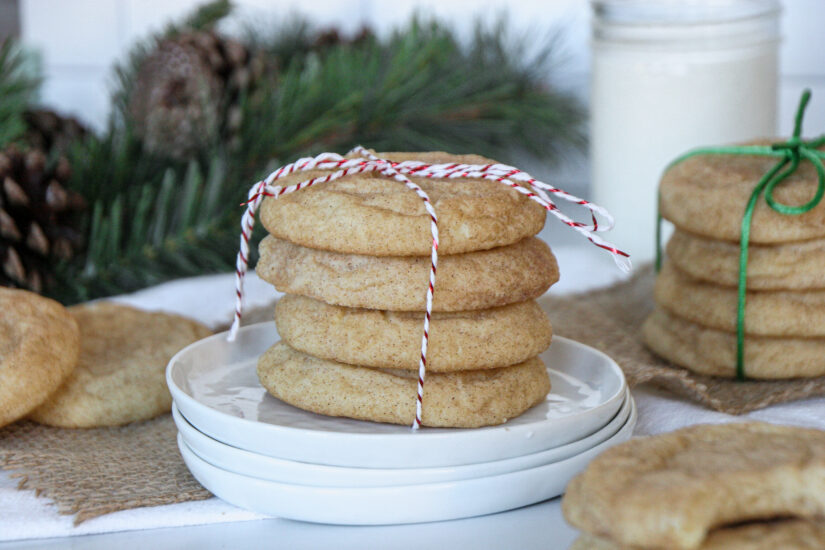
[657,89,825,380]
[231,147,630,429]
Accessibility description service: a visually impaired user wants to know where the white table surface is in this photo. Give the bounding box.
[2,241,824,550]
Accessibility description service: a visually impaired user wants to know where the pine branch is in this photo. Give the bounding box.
[0,39,41,149]
[47,1,250,303]
[241,15,373,74]
[181,0,232,31]
[236,18,585,168]
[52,145,244,303]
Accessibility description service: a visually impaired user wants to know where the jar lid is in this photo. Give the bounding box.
[593,0,781,26]
[592,0,781,47]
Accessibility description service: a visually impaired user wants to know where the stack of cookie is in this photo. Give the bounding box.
[563,423,825,549]
[254,151,559,428]
[643,150,825,379]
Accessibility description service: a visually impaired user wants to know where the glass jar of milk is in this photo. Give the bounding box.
[590,0,780,262]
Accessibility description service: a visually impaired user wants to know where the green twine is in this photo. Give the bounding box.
[655,89,825,381]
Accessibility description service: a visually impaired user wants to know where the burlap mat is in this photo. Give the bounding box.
[3,271,825,525]
[0,305,278,525]
[540,264,825,413]
[0,416,210,524]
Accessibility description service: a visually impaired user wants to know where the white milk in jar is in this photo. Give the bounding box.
[590,0,780,262]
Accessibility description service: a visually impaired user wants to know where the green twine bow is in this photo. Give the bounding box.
[656,89,825,381]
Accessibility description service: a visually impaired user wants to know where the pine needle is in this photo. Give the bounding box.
[0,39,41,148]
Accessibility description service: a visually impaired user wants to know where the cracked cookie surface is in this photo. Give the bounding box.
[257,235,559,312]
[257,341,550,428]
[260,151,546,256]
[0,288,79,428]
[275,294,552,371]
[30,302,211,428]
[563,423,825,550]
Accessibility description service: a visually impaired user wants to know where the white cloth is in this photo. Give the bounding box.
[0,477,264,542]
[2,246,824,542]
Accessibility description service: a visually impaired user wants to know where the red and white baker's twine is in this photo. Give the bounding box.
[229,147,630,430]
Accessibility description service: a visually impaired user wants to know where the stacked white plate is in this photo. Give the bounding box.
[167,322,635,525]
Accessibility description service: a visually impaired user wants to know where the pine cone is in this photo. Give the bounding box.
[23,108,89,154]
[313,26,374,50]
[129,30,262,160]
[0,145,86,293]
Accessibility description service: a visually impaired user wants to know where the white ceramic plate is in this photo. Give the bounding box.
[167,322,627,468]
[178,395,636,525]
[173,388,631,488]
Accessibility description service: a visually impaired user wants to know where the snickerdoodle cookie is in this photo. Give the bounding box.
[563,423,825,550]
[654,262,825,337]
[257,235,559,312]
[257,342,550,428]
[660,143,825,243]
[260,151,546,256]
[571,519,825,550]
[641,307,825,379]
[0,288,80,428]
[275,294,552,371]
[30,302,211,428]
[666,229,825,290]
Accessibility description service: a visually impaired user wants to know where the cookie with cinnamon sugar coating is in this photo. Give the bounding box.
[0,288,80,428]
[275,294,552,371]
[260,151,546,256]
[257,342,550,428]
[654,261,825,337]
[30,302,211,428]
[570,519,825,550]
[642,307,825,379]
[660,142,825,244]
[666,229,825,290]
[256,235,559,312]
[563,423,825,550]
